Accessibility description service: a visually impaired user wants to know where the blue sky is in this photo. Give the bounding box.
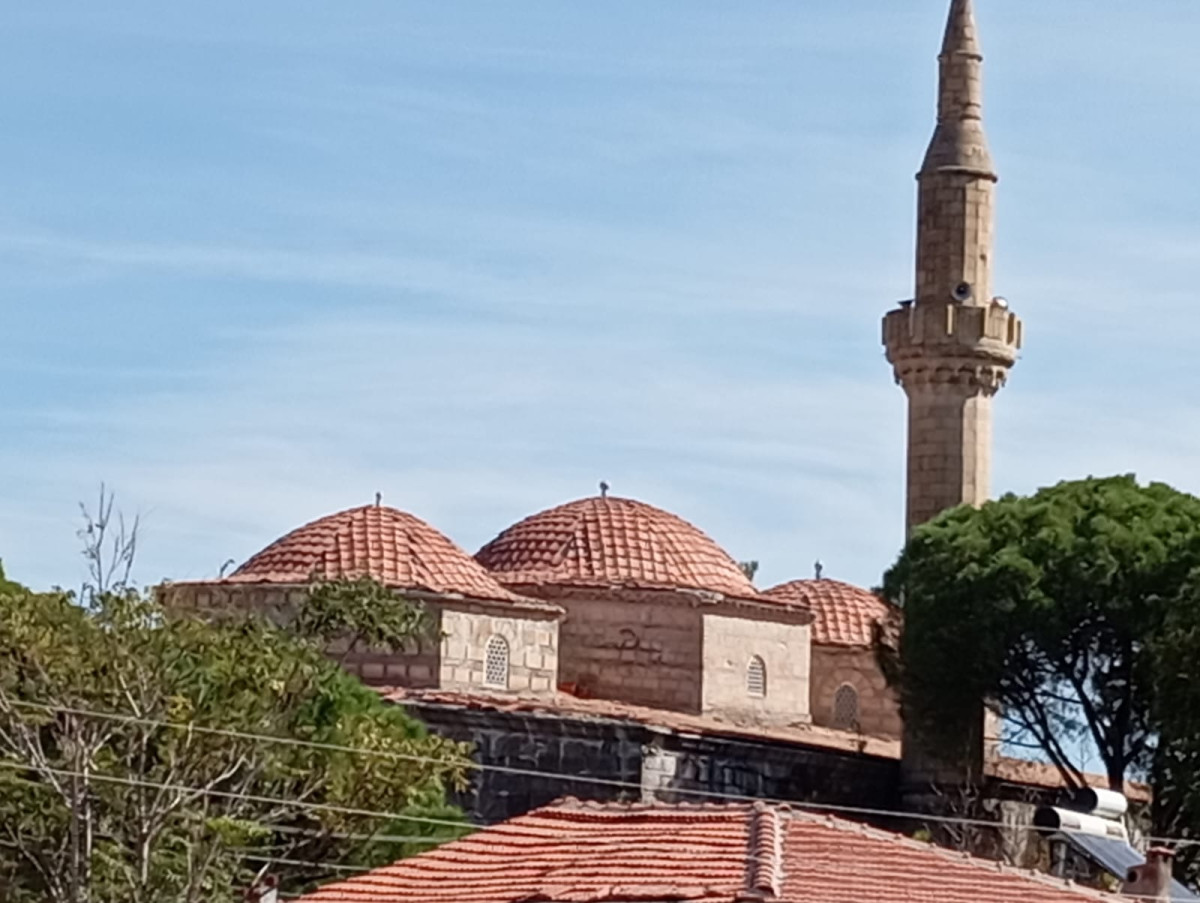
[4,1,1200,594]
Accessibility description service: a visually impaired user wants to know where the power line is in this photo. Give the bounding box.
[0,762,1188,903]
[0,759,470,830]
[0,768,456,849]
[6,699,1198,848]
[240,854,368,874]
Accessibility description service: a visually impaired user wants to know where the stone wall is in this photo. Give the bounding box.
[809,645,901,740]
[402,697,900,825]
[642,730,898,816]
[161,581,557,696]
[440,606,559,695]
[404,701,646,823]
[162,581,442,686]
[701,612,810,725]
[554,593,704,712]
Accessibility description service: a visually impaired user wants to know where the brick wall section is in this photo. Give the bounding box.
[160,582,558,697]
[440,607,559,695]
[701,613,810,726]
[552,591,704,713]
[163,582,443,686]
[809,646,901,740]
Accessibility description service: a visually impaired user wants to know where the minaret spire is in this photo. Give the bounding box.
[924,0,993,179]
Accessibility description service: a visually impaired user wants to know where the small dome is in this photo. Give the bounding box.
[230,504,523,603]
[762,579,895,647]
[476,496,755,597]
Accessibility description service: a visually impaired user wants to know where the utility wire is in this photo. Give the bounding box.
[240,854,367,874]
[0,759,470,830]
[6,699,1196,848]
[0,766,1187,903]
[0,767,457,849]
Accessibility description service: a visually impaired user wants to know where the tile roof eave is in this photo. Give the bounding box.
[382,687,901,759]
[496,579,812,624]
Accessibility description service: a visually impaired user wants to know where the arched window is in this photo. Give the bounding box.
[833,683,860,730]
[484,635,510,689]
[746,656,767,698]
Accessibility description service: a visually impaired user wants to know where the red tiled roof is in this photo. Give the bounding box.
[298,799,1117,903]
[383,686,901,756]
[989,757,1151,804]
[228,505,529,605]
[475,496,756,597]
[762,578,896,647]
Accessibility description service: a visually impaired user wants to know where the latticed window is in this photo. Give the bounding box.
[833,683,860,730]
[484,635,510,689]
[746,656,767,698]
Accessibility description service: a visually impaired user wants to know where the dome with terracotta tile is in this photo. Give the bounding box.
[761,579,897,647]
[475,496,756,597]
[229,504,525,603]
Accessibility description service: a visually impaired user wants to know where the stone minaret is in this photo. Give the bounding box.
[883,0,1023,537]
[887,0,1023,813]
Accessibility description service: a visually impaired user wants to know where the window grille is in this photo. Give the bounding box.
[746,656,767,697]
[833,683,860,730]
[484,635,510,689]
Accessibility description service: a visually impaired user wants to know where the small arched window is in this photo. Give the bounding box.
[484,635,510,689]
[833,683,860,730]
[746,656,767,698]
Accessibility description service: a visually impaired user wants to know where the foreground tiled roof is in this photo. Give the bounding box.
[298,799,1118,903]
[475,496,756,597]
[762,578,896,647]
[228,505,531,605]
[384,686,901,756]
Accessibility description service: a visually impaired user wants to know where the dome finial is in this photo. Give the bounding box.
[374,492,382,507]
[599,480,610,499]
[814,559,824,580]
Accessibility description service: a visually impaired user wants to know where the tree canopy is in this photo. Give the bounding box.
[881,475,1200,792]
[0,574,471,903]
[1148,570,1200,880]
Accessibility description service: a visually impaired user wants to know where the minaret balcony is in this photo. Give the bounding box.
[882,299,1022,393]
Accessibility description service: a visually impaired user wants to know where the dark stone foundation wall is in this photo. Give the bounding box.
[402,701,900,825]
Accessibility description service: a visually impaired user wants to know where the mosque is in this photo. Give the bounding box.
[165,0,1093,854]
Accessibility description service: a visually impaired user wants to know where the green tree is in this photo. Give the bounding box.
[0,572,470,902]
[1147,572,1200,882]
[881,475,1200,792]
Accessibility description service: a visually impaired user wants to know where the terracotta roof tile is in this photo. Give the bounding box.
[762,579,896,647]
[298,799,1117,903]
[989,757,1151,804]
[476,496,756,597]
[228,505,528,605]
